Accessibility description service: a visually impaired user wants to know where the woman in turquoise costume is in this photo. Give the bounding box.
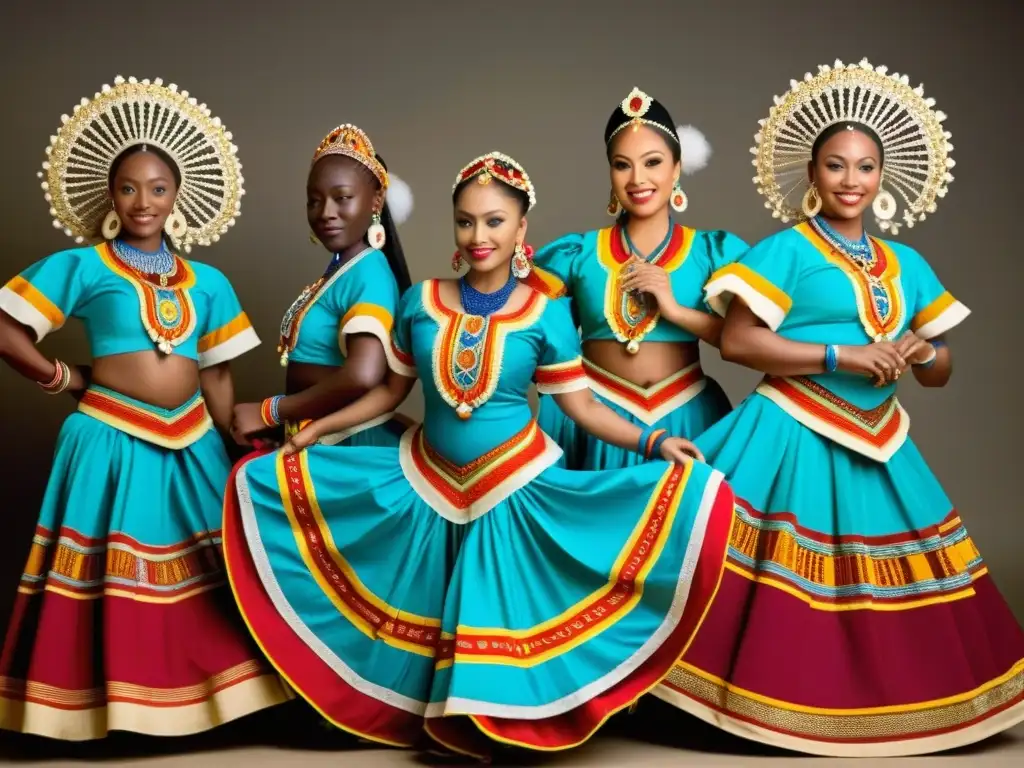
[230,124,415,450]
[529,87,748,470]
[654,59,1024,756]
[221,150,738,759]
[0,76,288,740]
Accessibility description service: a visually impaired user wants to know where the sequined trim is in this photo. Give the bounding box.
[756,376,909,462]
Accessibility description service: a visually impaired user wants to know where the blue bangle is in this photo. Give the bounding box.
[638,424,659,456]
[651,431,670,459]
[270,395,284,425]
[824,344,838,373]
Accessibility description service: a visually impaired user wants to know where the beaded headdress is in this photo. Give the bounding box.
[453,152,537,211]
[40,75,243,253]
[752,58,954,235]
[312,123,389,190]
[604,87,711,175]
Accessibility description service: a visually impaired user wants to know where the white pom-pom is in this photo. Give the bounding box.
[385,173,414,225]
[676,124,711,175]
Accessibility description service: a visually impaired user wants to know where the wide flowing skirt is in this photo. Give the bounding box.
[224,421,736,758]
[0,387,289,741]
[654,391,1024,756]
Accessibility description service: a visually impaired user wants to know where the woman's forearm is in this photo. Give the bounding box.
[0,311,61,382]
[553,389,643,452]
[199,362,235,430]
[278,366,378,422]
[660,303,724,347]
[306,372,413,439]
[719,299,827,376]
[912,340,952,387]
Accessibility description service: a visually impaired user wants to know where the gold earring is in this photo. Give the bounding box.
[607,189,622,217]
[801,185,822,218]
[101,209,122,239]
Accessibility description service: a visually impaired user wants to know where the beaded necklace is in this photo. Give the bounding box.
[459,273,517,317]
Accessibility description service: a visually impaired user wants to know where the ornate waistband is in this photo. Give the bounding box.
[77,386,212,450]
[583,358,706,425]
[400,420,561,524]
[756,376,908,462]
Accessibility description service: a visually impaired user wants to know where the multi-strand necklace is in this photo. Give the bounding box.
[459,273,517,317]
[111,238,176,286]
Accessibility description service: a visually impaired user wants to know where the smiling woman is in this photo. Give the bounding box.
[229,123,415,452]
[528,87,747,472]
[0,76,288,741]
[219,150,737,761]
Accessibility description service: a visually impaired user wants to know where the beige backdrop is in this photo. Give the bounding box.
[0,0,1021,627]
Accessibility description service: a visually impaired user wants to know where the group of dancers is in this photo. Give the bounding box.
[0,58,1022,761]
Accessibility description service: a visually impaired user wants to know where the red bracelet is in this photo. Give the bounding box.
[260,397,278,427]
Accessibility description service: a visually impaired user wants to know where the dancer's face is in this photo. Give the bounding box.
[608,125,680,220]
[307,155,383,254]
[110,150,179,242]
[453,179,527,279]
[809,128,882,222]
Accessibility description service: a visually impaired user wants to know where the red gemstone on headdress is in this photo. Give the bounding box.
[629,97,643,112]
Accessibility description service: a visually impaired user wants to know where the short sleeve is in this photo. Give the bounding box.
[703,232,800,331]
[0,248,92,341]
[902,246,971,339]
[388,283,420,378]
[336,254,401,363]
[523,232,586,299]
[534,298,588,395]
[194,265,261,368]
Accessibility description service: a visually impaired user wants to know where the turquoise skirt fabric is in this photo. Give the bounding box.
[225,426,736,756]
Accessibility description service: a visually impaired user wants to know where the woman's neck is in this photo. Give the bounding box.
[335,239,368,265]
[464,266,511,294]
[818,213,864,242]
[624,212,672,256]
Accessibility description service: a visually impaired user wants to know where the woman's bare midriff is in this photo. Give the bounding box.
[285,361,338,396]
[91,351,203,409]
[583,339,700,388]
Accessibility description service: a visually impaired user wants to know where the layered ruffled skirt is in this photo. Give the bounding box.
[0,386,289,741]
[224,419,736,758]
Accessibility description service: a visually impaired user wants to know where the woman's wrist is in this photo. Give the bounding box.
[260,395,285,427]
[914,340,944,368]
[637,424,668,459]
[823,344,840,373]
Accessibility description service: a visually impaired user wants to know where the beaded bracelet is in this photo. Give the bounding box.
[260,395,284,427]
[637,425,668,459]
[38,360,71,395]
[824,344,839,373]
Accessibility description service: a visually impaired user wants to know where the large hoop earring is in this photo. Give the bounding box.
[101,209,122,240]
[367,212,386,249]
[607,189,622,217]
[164,208,187,240]
[801,185,822,218]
